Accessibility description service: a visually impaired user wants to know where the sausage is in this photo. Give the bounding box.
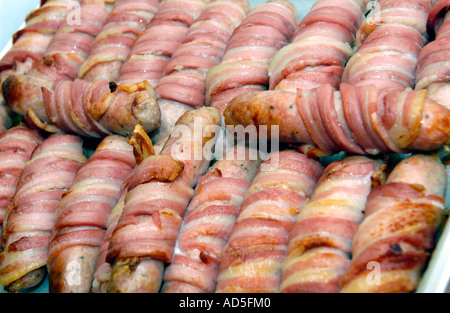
[268,0,367,92]
[205,0,298,115]
[215,150,323,292]
[162,145,261,293]
[152,0,250,144]
[224,83,450,155]
[280,156,385,293]
[343,0,431,91]
[0,0,80,73]
[340,154,447,292]
[0,134,86,293]
[37,78,161,137]
[155,0,250,107]
[47,135,136,293]
[91,125,158,293]
[2,1,109,121]
[0,126,44,236]
[78,0,161,82]
[117,0,210,87]
[106,107,221,293]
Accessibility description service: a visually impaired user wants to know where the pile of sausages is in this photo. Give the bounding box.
[0,0,448,293]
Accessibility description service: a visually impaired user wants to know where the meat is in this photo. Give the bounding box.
[205,0,298,115]
[0,0,81,119]
[0,0,80,74]
[151,0,249,144]
[92,125,157,293]
[2,0,109,122]
[47,135,136,293]
[224,83,450,155]
[0,126,44,236]
[0,134,86,293]
[340,154,447,292]
[280,156,385,293]
[215,150,324,293]
[117,0,210,87]
[155,0,249,107]
[106,107,221,293]
[415,0,450,109]
[78,0,161,82]
[36,78,161,137]
[268,0,368,92]
[343,0,432,91]
[162,145,261,293]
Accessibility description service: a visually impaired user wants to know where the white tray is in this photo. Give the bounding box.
[0,0,448,294]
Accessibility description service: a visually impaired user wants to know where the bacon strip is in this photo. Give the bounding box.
[280,156,384,293]
[340,154,447,293]
[47,134,136,293]
[151,0,249,144]
[106,107,220,293]
[268,0,368,92]
[3,0,109,122]
[205,0,298,115]
[0,0,80,74]
[78,0,161,82]
[0,134,86,293]
[117,0,210,87]
[215,150,323,293]
[0,126,43,236]
[162,145,261,293]
[343,0,432,91]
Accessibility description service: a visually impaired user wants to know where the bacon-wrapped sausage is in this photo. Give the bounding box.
[0,134,86,293]
[280,156,385,293]
[91,125,159,293]
[224,82,450,155]
[0,0,80,74]
[151,0,249,144]
[340,154,447,293]
[47,134,136,293]
[2,0,109,122]
[0,126,43,236]
[106,107,220,293]
[117,0,209,87]
[36,78,161,137]
[415,0,450,109]
[162,145,261,293]
[215,150,323,293]
[0,0,81,119]
[343,0,432,91]
[205,0,298,115]
[78,0,161,82]
[268,0,368,92]
[155,0,249,107]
